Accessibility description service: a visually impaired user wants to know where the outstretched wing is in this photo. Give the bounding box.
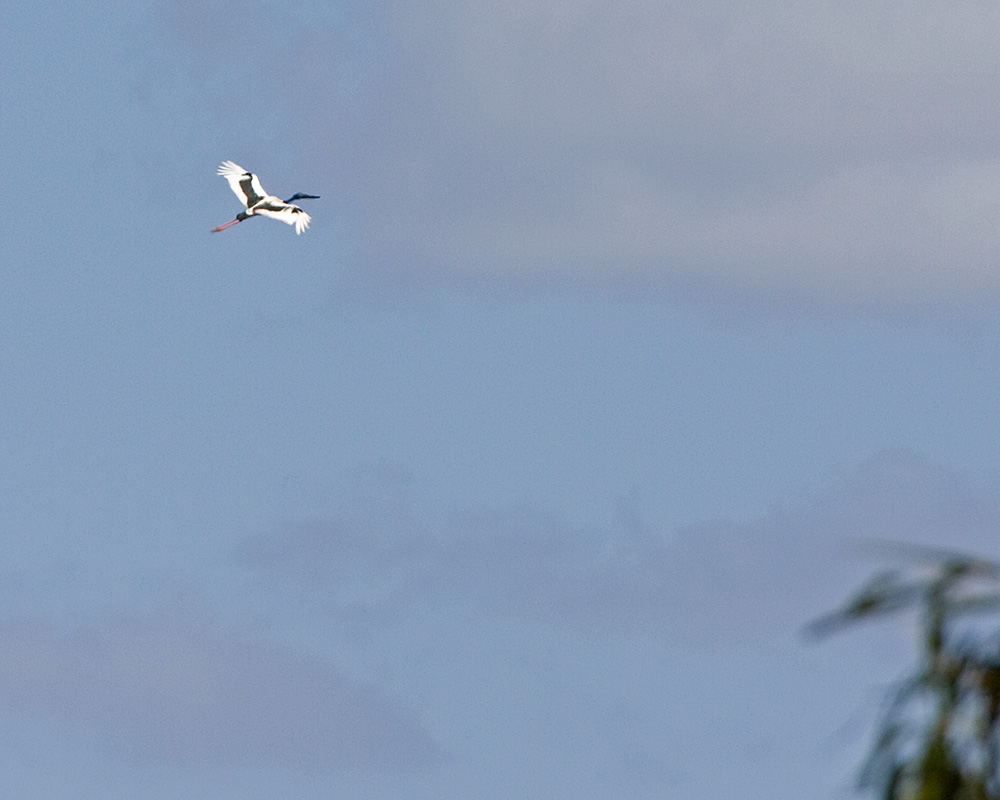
[217,161,269,209]
[254,203,312,235]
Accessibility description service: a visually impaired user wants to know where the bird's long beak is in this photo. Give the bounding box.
[211,217,242,233]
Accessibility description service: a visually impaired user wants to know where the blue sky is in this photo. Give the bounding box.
[4,1,1000,797]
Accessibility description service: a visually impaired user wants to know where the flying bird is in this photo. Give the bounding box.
[212,161,319,235]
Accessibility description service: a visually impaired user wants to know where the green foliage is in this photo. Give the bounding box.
[809,543,1000,800]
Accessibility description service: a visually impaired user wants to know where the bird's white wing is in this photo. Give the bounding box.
[255,205,312,235]
[217,160,269,208]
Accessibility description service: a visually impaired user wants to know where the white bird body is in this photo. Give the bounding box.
[212,161,318,235]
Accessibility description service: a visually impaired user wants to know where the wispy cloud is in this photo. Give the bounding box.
[0,613,441,769]
[341,3,1000,306]
[238,450,1000,643]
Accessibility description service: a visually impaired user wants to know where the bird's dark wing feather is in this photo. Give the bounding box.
[256,200,304,213]
[239,174,263,208]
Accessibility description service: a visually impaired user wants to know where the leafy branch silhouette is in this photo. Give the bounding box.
[808,542,1000,800]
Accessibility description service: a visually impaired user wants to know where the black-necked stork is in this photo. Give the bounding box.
[212,161,319,235]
